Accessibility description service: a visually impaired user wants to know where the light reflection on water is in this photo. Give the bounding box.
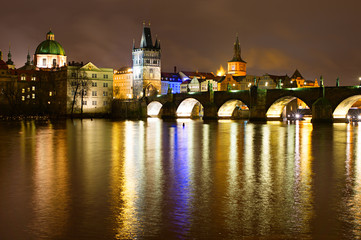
[1,119,361,239]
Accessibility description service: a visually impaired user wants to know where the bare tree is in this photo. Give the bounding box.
[0,78,21,115]
[69,68,91,118]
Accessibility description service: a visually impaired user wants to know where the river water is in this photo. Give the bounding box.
[0,119,361,239]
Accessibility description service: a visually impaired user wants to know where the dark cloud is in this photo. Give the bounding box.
[1,0,360,85]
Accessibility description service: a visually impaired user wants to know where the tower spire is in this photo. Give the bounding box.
[6,43,13,65]
[140,22,153,48]
[233,36,241,61]
[26,48,31,65]
[229,34,246,63]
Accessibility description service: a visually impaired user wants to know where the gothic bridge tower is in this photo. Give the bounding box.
[132,23,161,98]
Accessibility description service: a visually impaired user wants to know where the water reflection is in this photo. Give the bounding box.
[3,119,361,239]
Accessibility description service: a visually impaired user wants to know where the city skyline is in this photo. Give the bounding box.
[1,0,360,85]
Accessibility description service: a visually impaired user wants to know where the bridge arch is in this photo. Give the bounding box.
[266,96,310,119]
[145,84,158,97]
[333,95,361,119]
[147,101,163,117]
[176,98,203,118]
[218,99,249,118]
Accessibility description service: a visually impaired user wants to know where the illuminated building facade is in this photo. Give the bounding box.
[179,71,219,93]
[132,24,161,98]
[64,62,113,114]
[113,67,133,99]
[34,31,67,69]
[161,72,183,94]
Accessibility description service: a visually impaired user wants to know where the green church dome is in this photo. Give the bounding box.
[35,31,66,56]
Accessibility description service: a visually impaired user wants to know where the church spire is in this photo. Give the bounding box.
[26,48,31,65]
[6,44,14,65]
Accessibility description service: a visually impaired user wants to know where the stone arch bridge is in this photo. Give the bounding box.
[118,86,361,122]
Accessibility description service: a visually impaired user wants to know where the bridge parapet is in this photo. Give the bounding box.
[141,86,361,122]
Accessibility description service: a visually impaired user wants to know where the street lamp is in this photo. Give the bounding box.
[359,77,361,86]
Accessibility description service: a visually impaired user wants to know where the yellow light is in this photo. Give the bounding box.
[216,65,225,76]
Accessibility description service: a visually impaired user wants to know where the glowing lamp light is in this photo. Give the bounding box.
[347,115,351,119]
[358,115,361,120]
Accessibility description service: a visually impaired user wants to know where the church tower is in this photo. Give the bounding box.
[227,36,246,76]
[132,23,161,98]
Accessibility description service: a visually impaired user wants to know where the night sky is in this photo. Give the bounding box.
[1,0,360,85]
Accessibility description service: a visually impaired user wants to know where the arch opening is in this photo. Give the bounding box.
[147,101,163,117]
[333,95,361,119]
[218,99,249,118]
[267,96,310,119]
[145,84,158,97]
[176,98,203,118]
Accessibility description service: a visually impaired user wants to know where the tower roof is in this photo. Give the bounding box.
[140,25,153,48]
[291,69,303,79]
[229,36,246,63]
[35,31,65,56]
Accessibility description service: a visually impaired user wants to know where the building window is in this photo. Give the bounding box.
[71,72,76,77]
[71,81,77,86]
[82,101,87,105]
[22,88,25,93]
[103,101,108,106]
[21,75,26,81]
[53,59,56,67]
[32,86,35,91]
[92,101,97,105]
[103,74,108,79]
[49,91,52,96]
[43,58,46,66]
[71,90,75,96]
[32,94,35,99]
[92,82,97,87]
[22,96,25,101]
[92,91,97,96]
[31,76,36,81]
[92,74,97,78]
[103,91,108,96]
[103,82,108,87]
